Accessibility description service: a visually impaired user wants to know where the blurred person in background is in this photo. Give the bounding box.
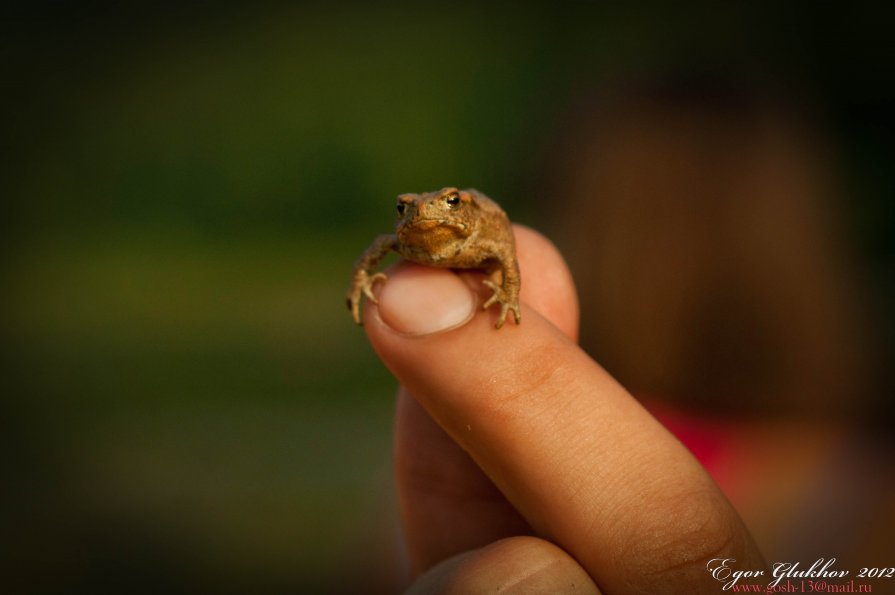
[540,73,894,567]
[368,74,893,593]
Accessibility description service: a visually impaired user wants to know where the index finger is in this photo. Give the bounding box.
[392,225,581,576]
[363,229,766,592]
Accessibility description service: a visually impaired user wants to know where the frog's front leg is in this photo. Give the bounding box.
[482,255,521,329]
[347,234,397,325]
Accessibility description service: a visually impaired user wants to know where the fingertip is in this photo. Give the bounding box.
[512,225,579,341]
[370,265,478,336]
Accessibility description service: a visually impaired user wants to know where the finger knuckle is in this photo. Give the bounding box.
[480,340,573,423]
[613,483,745,591]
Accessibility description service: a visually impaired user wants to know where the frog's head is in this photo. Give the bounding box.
[394,187,477,247]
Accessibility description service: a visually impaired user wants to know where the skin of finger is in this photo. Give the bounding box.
[509,225,580,342]
[366,278,766,592]
[395,390,533,577]
[405,536,601,595]
[393,226,580,576]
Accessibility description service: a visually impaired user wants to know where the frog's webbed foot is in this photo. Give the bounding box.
[482,279,521,329]
[347,271,388,325]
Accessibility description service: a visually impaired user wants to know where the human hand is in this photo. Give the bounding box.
[362,225,766,594]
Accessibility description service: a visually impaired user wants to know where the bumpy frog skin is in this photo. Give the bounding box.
[347,187,521,329]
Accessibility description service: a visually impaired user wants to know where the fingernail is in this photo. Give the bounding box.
[376,266,476,335]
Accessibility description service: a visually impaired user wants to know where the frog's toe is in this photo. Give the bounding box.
[481,280,520,329]
[482,279,502,310]
[495,302,523,329]
[364,272,388,303]
[348,271,388,325]
[348,290,363,325]
[495,302,509,329]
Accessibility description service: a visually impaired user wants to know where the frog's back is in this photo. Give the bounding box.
[466,188,505,215]
[466,188,512,240]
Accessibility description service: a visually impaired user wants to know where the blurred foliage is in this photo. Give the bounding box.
[1,2,893,592]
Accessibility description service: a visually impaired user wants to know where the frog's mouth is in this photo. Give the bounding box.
[397,218,470,246]
[402,219,468,233]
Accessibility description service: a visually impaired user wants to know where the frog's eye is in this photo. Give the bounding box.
[397,203,406,215]
[445,194,461,208]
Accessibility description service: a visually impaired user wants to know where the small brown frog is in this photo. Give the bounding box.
[347,187,521,329]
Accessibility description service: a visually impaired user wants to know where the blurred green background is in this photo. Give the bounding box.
[2,3,893,593]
